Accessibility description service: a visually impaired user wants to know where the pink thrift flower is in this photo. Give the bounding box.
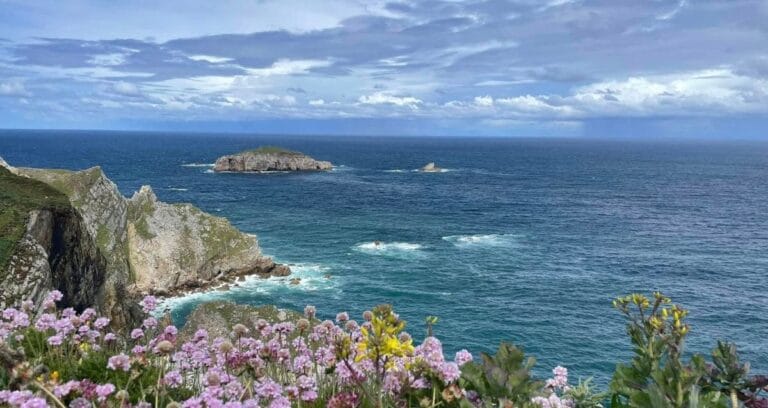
[107,354,131,372]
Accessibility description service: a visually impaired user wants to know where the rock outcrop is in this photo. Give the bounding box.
[214,147,332,172]
[419,162,443,172]
[1,157,289,329]
[179,301,304,342]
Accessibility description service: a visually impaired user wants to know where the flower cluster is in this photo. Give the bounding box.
[1,292,486,407]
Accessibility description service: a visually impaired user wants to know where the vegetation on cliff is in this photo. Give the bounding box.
[0,292,765,407]
[240,146,304,156]
[0,167,70,272]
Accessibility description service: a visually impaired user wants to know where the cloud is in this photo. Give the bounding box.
[110,81,142,97]
[0,0,767,134]
[358,92,422,108]
[0,81,29,97]
[187,55,233,64]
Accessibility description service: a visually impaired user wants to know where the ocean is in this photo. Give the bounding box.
[1,129,767,383]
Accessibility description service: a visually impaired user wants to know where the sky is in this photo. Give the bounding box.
[0,0,767,137]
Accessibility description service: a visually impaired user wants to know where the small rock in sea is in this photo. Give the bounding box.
[237,275,246,282]
[290,278,302,285]
[217,284,230,292]
[271,264,291,277]
[324,273,332,280]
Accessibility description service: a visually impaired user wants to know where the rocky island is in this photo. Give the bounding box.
[213,146,332,172]
[0,157,289,330]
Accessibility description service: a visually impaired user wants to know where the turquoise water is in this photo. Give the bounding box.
[2,130,767,382]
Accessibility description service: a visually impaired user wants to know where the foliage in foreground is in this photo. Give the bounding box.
[0,291,765,407]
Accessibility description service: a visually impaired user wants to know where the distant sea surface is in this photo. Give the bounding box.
[2,130,767,382]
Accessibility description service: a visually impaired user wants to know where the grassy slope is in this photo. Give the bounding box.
[0,167,71,272]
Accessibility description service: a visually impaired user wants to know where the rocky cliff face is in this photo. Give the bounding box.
[1,158,289,329]
[214,148,332,172]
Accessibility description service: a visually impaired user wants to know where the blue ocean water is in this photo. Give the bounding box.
[1,130,767,383]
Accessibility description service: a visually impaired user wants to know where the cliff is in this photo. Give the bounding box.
[213,146,332,172]
[1,158,289,329]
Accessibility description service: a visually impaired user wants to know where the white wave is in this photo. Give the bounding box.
[204,169,214,174]
[168,187,188,192]
[384,169,406,173]
[353,241,425,258]
[154,262,338,314]
[413,168,452,173]
[442,234,520,248]
[181,163,214,167]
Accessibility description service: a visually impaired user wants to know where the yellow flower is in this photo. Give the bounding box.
[50,371,60,383]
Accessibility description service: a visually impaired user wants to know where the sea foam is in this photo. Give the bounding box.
[181,163,214,167]
[353,241,425,258]
[442,234,519,248]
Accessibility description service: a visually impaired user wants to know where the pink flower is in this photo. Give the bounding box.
[47,335,63,346]
[94,317,110,329]
[131,328,144,339]
[164,370,183,388]
[107,354,131,371]
[21,397,48,408]
[139,296,158,313]
[95,383,115,401]
[335,312,349,323]
[455,349,473,366]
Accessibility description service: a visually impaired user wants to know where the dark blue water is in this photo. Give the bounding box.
[2,130,767,383]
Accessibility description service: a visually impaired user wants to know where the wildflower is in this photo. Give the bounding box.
[107,354,131,371]
[232,323,249,337]
[296,318,310,332]
[255,379,282,399]
[95,383,115,401]
[327,392,360,408]
[54,380,80,398]
[20,397,48,408]
[115,390,129,400]
[336,312,349,323]
[131,328,144,339]
[156,340,175,355]
[304,305,316,319]
[34,313,56,331]
[439,362,461,383]
[206,373,221,387]
[104,333,117,342]
[142,317,158,329]
[455,349,473,366]
[140,295,158,313]
[268,396,290,408]
[69,398,90,408]
[219,341,234,354]
[345,320,359,332]
[362,310,373,322]
[47,335,63,346]
[43,290,63,309]
[164,370,183,388]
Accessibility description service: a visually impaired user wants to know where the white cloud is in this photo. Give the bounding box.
[473,95,494,107]
[358,92,422,108]
[0,81,28,97]
[309,99,325,106]
[188,55,233,64]
[110,81,141,96]
[245,59,331,77]
[89,53,129,66]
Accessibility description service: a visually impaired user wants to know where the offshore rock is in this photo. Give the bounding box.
[214,146,332,172]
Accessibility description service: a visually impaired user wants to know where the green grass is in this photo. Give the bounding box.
[238,146,303,156]
[0,167,71,272]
